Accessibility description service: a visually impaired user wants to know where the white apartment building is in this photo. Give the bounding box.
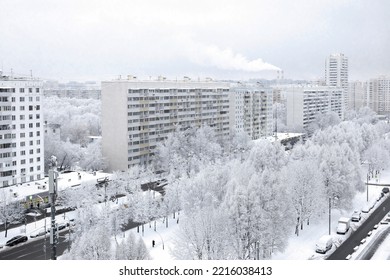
[229,83,273,139]
[367,76,390,114]
[285,86,344,132]
[325,53,348,112]
[0,73,44,187]
[348,81,367,111]
[102,76,230,171]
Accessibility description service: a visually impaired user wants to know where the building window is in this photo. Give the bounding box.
[20,88,25,93]
[29,88,33,93]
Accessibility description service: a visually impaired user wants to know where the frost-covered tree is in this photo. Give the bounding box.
[363,140,390,172]
[43,96,101,144]
[78,139,107,171]
[44,137,81,172]
[319,143,364,209]
[153,125,223,178]
[306,111,341,135]
[273,102,287,133]
[282,160,326,236]
[115,232,150,260]
[66,217,112,260]
[223,172,263,260]
[0,190,24,237]
[245,139,287,173]
[173,207,231,260]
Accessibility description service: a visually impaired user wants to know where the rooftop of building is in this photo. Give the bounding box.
[0,70,41,82]
[103,75,229,84]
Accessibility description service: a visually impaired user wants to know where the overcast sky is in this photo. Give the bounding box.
[1,0,389,82]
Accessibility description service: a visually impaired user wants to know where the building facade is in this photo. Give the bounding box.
[286,86,344,132]
[367,76,390,114]
[325,53,348,111]
[0,73,44,187]
[102,76,230,171]
[348,81,367,111]
[229,83,273,139]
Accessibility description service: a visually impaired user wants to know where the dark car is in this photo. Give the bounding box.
[57,223,67,231]
[382,187,389,194]
[5,235,28,247]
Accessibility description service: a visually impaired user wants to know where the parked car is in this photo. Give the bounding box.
[30,228,47,238]
[5,235,28,246]
[315,235,333,254]
[382,187,389,194]
[337,217,351,234]
[57,223,67,231]
[351,210,361,222]
[362,205,371,213]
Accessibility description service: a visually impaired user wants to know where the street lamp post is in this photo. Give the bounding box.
[155,230,165,250]
[328,195,338,235]
[367,163,371,202]
[49,169,58,260]
[328,197,331,235]
[367,173,369,202]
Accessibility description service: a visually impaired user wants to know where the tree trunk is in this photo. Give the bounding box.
[4,221,8,238]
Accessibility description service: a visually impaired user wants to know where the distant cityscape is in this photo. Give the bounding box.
[1,52,390,183]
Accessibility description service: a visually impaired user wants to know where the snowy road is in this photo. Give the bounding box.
[327,194,390,260]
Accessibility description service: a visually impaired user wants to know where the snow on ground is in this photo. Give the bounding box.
[125,214,180,260]
[1,170,112,205]
[0,210,77,249]
[1,164,390,260]
[371,230,390,260]
[272,163,388,260]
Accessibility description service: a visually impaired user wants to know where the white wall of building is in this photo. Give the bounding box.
[286,86,343,132]
[102,77,230,171]
[229,83,273,140]
[0,75,44,187]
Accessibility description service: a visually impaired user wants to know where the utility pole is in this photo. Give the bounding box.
[49,169,58,260]
[328,197,331,235]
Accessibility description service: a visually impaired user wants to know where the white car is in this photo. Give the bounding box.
[351,211,361,222]
[362,205,371,213]
[30,228,47,238]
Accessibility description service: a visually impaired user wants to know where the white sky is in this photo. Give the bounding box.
[1,0,389,81]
